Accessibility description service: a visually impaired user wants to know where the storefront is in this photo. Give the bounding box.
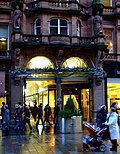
[103,61,120,113]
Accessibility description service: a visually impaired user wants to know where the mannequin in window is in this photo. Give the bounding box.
[13,5,22,29]
[93,11,103,35]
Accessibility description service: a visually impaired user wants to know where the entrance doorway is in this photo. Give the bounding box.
[62,89,90,122]
[25,79,91,122]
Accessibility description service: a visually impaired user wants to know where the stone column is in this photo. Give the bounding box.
[92,76,105,120]
[11,77,24,118]
[55,75,62,106]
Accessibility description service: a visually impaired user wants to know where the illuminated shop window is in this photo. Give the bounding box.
[0,25,8,50]
[107,78,120,112]
[0,38,7,51]
[62,57,88,68]
[104,28,113,53]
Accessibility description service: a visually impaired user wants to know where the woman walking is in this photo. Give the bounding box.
[104,107,119,152]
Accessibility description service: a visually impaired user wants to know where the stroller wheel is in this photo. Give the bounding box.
[99,143,106,152]
[83,143,89,151]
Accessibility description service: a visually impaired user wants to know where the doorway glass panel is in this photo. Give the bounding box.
[81,89,89,121]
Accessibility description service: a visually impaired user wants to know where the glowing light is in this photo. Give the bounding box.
[27,56,54,69]
[0,38,6,41]
[62,57,88,68]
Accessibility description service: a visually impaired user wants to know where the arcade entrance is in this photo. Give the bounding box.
[25,78,91,122]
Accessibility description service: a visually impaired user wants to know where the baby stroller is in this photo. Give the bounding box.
[83,123,107,152]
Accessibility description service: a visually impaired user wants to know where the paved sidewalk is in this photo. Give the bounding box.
[0,124,120,154]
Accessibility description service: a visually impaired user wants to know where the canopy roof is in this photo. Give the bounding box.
[10,67,106,79]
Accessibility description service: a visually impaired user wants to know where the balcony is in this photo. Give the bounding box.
[11,34,42,46]
[103,6,114,14]
[24,0,88,17]
[11,33,106,50]
[0,50,12,60]
[103,54,120,61]
[0,1,11,13]
[103,5,120,18]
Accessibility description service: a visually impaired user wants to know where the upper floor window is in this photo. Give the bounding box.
[0,25,8,51]
[76,21,81,37]
[34,18,41,35]
[102,0,112,6]
[50,19,69,35]
[104,28,113,53]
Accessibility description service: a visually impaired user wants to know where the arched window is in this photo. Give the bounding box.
[50,18,69,35]
[34,18,41,35]
[27,56,54,69]
[76,21,81,37]
[62,57,88,68]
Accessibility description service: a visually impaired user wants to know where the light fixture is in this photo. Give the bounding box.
[0,38,6,41]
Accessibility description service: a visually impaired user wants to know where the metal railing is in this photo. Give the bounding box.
[103,6,114,14]
[0,1,10,8]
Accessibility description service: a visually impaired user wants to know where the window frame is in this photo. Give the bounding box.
[76,21,81,37]
[33,18,41,35]
[0,25,9,50]
[104,28,114,53]
[50,18,69,35]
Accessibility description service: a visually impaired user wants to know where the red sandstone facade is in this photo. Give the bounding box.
[0,0,119,121]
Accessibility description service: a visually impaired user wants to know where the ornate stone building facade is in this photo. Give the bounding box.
[0,0,119,121]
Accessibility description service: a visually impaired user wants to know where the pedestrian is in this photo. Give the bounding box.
[32,101,38,122]
[54,103,60,126]
[1,102,6,124]
[23,106,32,133]
[44,104,52,126]
[104,107,119,152]
[36,103,44,134]
[96,105,107,128]
[110,102,119,124]
[3,105,10,127]
[14,102,24,131]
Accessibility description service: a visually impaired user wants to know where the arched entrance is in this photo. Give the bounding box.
[24,56,91,122]
[62,57,90,121]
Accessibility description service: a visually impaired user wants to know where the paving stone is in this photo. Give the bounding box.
[0,124,119,154]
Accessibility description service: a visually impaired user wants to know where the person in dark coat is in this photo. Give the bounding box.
[54,104,60,126]
[32,102,38,122]
[1,102,6,124]
[23,106,32,133]
[44,104,51,125]
[36,103,44,134]
[96,105,107,128]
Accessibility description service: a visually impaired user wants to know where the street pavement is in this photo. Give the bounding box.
[0,122,120,154]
